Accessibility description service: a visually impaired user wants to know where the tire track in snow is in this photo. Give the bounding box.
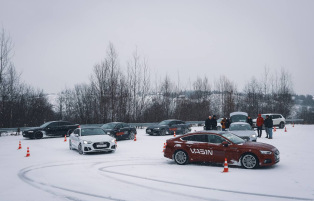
[18,159,141,201]
[98,163,314,201]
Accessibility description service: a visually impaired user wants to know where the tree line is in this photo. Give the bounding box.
[55,44,294,124]
[0,29,55,128]
[0,29,296,128]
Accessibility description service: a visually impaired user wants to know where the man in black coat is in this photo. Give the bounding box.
[205,116,212,130]
[212,115,218,130]
[247,116,253,127]
[264,115,273,139]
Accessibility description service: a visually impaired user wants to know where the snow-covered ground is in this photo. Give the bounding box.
[0,125,313,201]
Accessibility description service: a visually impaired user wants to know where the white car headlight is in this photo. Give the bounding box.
[260,150,272,155]
[111,139,115,143]
[83,140,92,144]
[251,134,256,138]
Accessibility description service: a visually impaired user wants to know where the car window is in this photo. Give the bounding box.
[74,129,80,135]
[81,128,106,136]
[181,134,208,142]
[116,124,122,129]
[101,123,116,129]
[123,123,129,128]
[207,134,225,144]
[158,120,171,126]
[221,133,245,144]
[48,122,59,127]
[229,124,251,131]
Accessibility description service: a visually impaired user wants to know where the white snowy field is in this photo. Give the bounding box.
[0,125,313,201]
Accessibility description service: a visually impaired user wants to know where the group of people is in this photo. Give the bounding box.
[205,115,231,131]
[205,115,218,130]
[256,114,273,139]
[205,114,274,139]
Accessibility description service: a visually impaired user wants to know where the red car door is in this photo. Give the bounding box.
[206,134,225,163]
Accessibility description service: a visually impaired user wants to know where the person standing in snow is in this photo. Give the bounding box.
[221,118,227,131]
[205,116,212,130]
[256,114,264,137]
[212,115,218,130]
[247,116,253,127]
[264,115,273,139]
[226,118,230,129]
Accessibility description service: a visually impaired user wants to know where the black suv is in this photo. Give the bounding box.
[23,121,79,139]
[146,119,191,136]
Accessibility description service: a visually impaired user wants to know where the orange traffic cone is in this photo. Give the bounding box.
[222,158,228,173]
[285,127,287,132]
[18,141,22,150]
[134,134,137,141]
[174,131,176,137]
[64,135,67,142]
[273,127,276,132]
[25,147,30,157]
[162,143,166,152]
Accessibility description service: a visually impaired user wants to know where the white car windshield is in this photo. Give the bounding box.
[221,133,245,144]
[81,128,106,136]
[229,124,251,131]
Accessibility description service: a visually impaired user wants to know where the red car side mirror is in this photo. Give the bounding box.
[222,141,229,147]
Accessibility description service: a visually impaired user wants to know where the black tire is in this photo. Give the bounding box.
[174,150,189,165]
[241,153,259,169]
[69,140,73,150]
[78,144,84,155]
[160,129,166,136]
[279,122,285,129]
[128,131,135,140]
[35,131,43,139]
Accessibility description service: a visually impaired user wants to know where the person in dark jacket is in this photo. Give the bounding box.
[264,115,273,139]
[212,115,218,130]
[247,116,253,127]
[205,116,212,130]
[225,118,230,129]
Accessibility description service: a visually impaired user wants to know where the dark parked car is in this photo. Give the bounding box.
[164,131,280,169]
[146,119,191,136]
[22,121,79,139]
[101,122,137,140]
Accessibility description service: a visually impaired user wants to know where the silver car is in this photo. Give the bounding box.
[228,122,257,142]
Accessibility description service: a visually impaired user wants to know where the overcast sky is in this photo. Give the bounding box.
[1,0,314,95]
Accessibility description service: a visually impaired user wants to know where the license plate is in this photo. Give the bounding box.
[97,144,107,148]
[147,129,151,132]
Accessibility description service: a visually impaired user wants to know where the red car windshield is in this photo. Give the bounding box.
[221,133,245,144]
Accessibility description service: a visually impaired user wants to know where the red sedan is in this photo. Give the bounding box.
[164,131,280,169]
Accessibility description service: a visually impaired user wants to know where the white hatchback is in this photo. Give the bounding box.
[69,127,117,154]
